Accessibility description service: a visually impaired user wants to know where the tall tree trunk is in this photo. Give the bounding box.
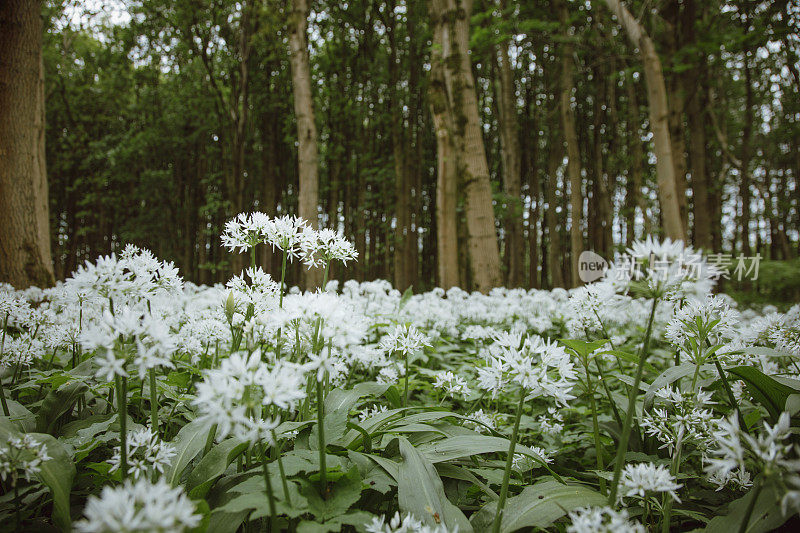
[288,0,321,288]
[739,50,754,257]
[558,1,583,287]
[495,0,523,288]
[0,0,54,288]
[429,46,460,289]
[624,69,648,244]
[603,0,685,242]
[545,141,564,288]
[683,0,712,251]
[429,0,502,292]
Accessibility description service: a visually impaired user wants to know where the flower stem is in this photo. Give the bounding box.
[271,430,292,507]
[403,353,409,408]
[608,297,658,505]
[316,379,327,498]
[149,368,158,435]
[262,450,277,533]
[491,389,526,533]
[660,436,683,533]
[738,478,763,533]
[584,362,606,495]
[115,374,128,480]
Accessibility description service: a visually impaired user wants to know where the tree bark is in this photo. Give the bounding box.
[558,1,583,287]
[0,0,55,288]
[545,141,564,288]
[288,0,321,288]
[429,34,460,290]
[603,0,685,242]
[429,0,502,292]
[495,0,523,288]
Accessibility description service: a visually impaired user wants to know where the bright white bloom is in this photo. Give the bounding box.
[538,406,565,436]
[108,426,176,479]
[432,371,471,398]
[380,324,429,356]
[567,506,645,533]
[365,511,456,533]
[640,388,718,453]
[75,478,200,533]
[618,462,682,503]
[0,435,50,484]
[664,295,739,350]
[302,228,359,268]
[194,350,306,444]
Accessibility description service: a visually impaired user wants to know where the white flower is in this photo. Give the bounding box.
[567,506,645,533]
[108,426,176,479]
[380,324,429,357]
[0,435,51,484]
[75,478,200,533]
[302,228,359,268]
[618,462,682,503]
[365,511,456,533]
[432,371,471,398]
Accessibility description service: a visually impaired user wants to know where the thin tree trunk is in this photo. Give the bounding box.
[740,50,754,257]
[624,69,648,243]
[603,0,685,242]
[430,0,502,292]
[558,1,583,287]
[0,0,55,288]
[288,0,321,288]
[495,0,523,288]
[545,141,564,288]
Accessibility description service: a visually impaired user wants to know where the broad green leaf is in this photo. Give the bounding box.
[166,417,212,486]
[397,437,472,532]
[298,465,363,521]
[35,379,88,434]
[323,382,388,446]
[727,366,797,423]
[558,338,608,359]
[470,480,605,532]
[704,479,790,533]
[187,438,248,497]
[644,363,714,409]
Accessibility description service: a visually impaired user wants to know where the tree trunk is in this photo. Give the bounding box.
[558,1,583,287]
[429,0,502,292]
[0,0,55,288]
[739,50,754,257]
[495,0,523,288]
[545,142,564,288]
[429,39,460,290]
[288,0,321,288]
[624,69,648,244]
[603,0,685,242]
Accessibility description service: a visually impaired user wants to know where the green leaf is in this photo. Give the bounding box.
[727,366,797,423]
[399,286,414,309]
[35,379,88,434]
[644,363,714,409]
[186,438,248,498]
[397,437,473,532]
[0,419,75,530]
[299,465,363,521]
[470,480,605,532]
[323,382,388,446]
[166,418,213,486]
[558,338,608,359]
[704,479,791,533]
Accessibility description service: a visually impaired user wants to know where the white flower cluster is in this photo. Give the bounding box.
[618,462,682,504]
[705,411,800,493]
[0,435,50,484]
[380,324,430,356]
[365,511,456,533]
[76,477,200,533]
[640,388,719,453]
[194,350,306,444]
[476,333,576,404]
[221,213,357,268]
[108,426,176,479]
[567,506,645,533]
[664,295,739,357]
[432,370,471,398]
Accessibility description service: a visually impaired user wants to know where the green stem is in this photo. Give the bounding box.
[711,353,749,435]
[149,368,158,434]
[14,480,20,532]
[738,477,763,533]
[262,450,277,533]
[660,436,683,533]
[271,430,292,507]
[0,376,9,417]
[116,374,128,480]
[608,297,658,505]
[491,389,526,533]
[316,379,327,497]
[584,362,606,495]
[403,352,409,408]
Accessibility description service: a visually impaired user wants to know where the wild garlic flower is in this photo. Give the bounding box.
[538,406,565,436]
[359,404,389,422]
[221,212,273,253]
[567,506,645,533]
[664,295,739,352]
[432,370,471,398]
[226,267,280,308]
[477,334,576,405]
[380,324,429,357]
[108,426,176,479]
[75,478,200,533]
[0,435,50,484]
[302,228,359,268]
[467,409,498,433]
[194,350,306,444]
[365,511,455,533]
[567,281,621,334]
[771,326,800,356]
[512,447,552,472]
[640,388,718,453]
[618,462,682,504]
[1,334,42,368]
[704,411,800,491]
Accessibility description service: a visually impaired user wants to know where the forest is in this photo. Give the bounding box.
[2,0,799,296]
[1,1,800,533]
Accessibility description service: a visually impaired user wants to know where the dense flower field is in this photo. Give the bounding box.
[2,214,800,532]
